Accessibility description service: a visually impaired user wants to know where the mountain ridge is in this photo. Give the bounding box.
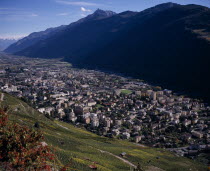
[0,39,17,51]
[4,9,116,54]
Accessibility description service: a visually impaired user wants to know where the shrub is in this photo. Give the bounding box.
[34,122,40,129]
[0,108,55,171]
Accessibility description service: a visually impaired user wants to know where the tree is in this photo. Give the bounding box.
[0,108,55,171]
[134,163,143,171]
[34,122,40,128]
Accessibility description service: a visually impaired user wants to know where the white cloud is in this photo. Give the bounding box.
[0,8,10,10]
[56,0,99,6]
[57,12,69,16]
[31,13,38,17]
[0,8,20,10]
[0,8,39,19]
[81,7,91,12]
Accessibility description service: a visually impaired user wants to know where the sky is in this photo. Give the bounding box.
[0,0,210,39]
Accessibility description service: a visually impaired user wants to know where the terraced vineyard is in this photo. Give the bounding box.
[0,92,207,171]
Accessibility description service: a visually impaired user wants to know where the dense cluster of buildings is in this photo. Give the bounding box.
[0,55,209,160]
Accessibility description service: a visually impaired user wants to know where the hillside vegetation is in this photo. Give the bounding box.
[0,92,207,171]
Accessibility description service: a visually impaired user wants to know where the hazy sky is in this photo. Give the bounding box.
[0,0,210,39]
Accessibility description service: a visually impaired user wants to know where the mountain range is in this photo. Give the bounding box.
[5,2,210,102]
[0,39,17,51]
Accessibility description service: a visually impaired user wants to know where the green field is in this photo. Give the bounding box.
[0,93,207,171]
[121,89,132,95]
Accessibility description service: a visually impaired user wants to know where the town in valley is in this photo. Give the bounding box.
[0,53,209,164]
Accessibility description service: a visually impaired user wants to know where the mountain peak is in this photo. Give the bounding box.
[153,2,180,10]
[139,2,180,15]
[93,9,116,17]
[76,9,116,22]
[94,8,105,13]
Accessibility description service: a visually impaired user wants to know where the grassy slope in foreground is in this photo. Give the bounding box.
[0,93,207,171]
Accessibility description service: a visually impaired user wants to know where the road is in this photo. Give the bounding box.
[98,149,136,168]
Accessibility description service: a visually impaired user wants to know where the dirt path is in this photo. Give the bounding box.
[145,166,164,171]
[133,143,147,148]
[98,149,136,168]
[56,123,70,130]
[0,93,4,101]
[19,102,27,113]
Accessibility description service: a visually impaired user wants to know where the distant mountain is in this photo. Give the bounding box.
[4,25,67,54]
[0,39,17,51]
[80,9,116,21]
[5,3,210,102]
[5,9,116,54]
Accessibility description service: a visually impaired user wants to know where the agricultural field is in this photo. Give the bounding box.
[121,89,133,95]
